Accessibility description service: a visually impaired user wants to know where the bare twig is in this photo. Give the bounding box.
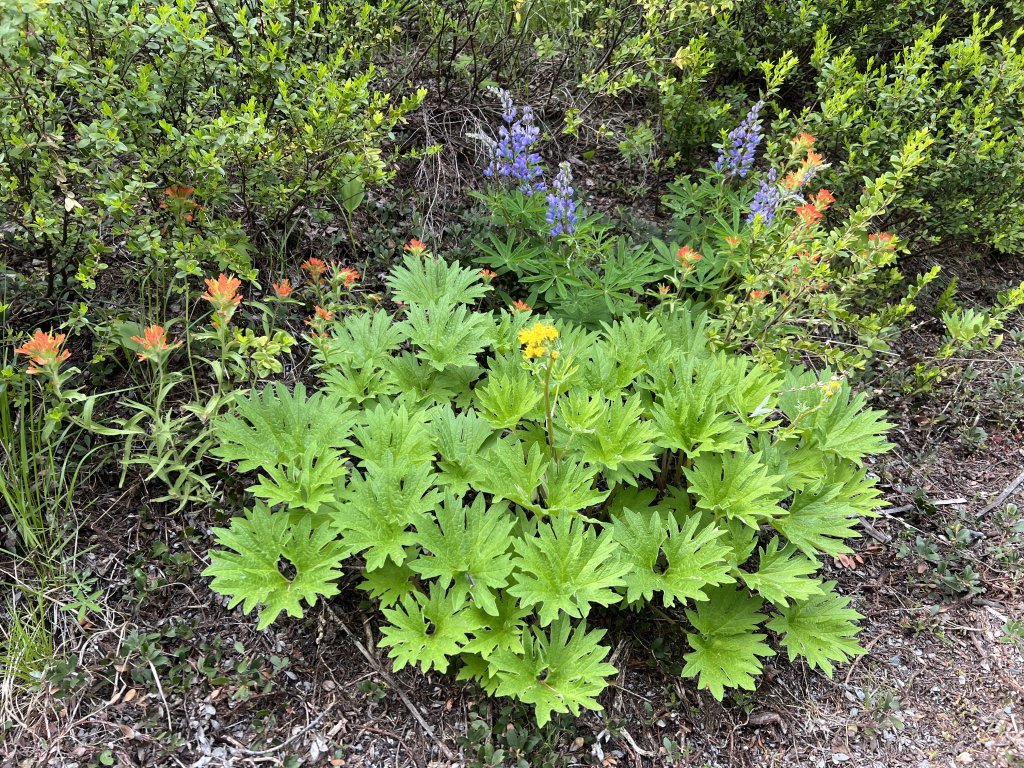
[883,497,968,516]
[975,468,1024,519]
[325,603,456,762]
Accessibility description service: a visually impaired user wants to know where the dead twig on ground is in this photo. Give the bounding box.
[975,468,1024,519]
[325,602,457,762]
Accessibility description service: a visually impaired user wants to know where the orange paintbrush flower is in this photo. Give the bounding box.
[868,232,895,249]
[336,266,360,288]
[130,324,181,362]
[677,246,702,270]
[15,330,70,375]
[795,203,823,225]
[272,279,293,298]
[511,299,532,313]
[202,273,242,324]
[301,258,328,282]
[480,268,498,282]
[404,239,428,255]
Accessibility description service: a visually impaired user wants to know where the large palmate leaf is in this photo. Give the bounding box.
[510,514,627,625]
[379,584,483,674]
[773,462,882,557]
[331,455,440,570]
[249,446,346,514]
[349,403,435,469]
[474,370,543,430]
[461,593,533,660]
[575,395,661,486]
[387,252,491,308]
[491,618,617,727]
[611,507,733,606]
[767,581,865,676]
[685,451,786,528]
[682,586,775,700]
[809,387,893,465]
[402,303,493,371]
[204,504,347,630]
[470,437,549,511]
[649,356,748,458]
[410,493,516,615]
[542,459,610,515]
[739,538,822,607]
[212,383,355,473]
[428,405,496,492]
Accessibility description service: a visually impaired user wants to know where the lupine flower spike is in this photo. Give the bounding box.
[478,87,546,194]
[714,101,764,179]
[15,330,71,376]
[748,168,782,224]
[546,162,577,237]
[202,273,242,325]
[131,324,181,363]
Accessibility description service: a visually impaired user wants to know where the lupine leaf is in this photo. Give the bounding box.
[682,586,774,700]
[204,504,347,630]
[491,618,617,727]
[767,581,865,677]
[509,514,627,625]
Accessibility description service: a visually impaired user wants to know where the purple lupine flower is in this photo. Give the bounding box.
[714,101,765,179]
[479,87,546,193]
[546,162,577,237]
[747,168,782,224]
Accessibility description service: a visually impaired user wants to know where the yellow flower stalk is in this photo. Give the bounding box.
[518,321,559,360]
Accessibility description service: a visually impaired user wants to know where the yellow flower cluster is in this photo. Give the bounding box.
[820,378,841,398]
[518,321,559,360]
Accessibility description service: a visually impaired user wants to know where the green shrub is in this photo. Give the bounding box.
[467,91,1023,376]
[656,3,1024,252]
[205,251,892,723]
[0,0,422,299]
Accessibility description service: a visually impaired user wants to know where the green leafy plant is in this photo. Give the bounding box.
[205,251,890,723]
[0,0,423,301]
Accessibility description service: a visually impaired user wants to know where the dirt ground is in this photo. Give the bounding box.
[3,288,1023,768]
